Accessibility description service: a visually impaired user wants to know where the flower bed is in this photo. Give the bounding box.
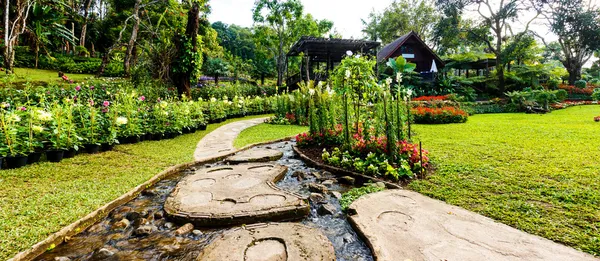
[550,100,598,110]
[412,95,450,101]
[411,106,469,124]
[0,81,275,168]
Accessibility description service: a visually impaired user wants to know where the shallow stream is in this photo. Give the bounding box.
[35,141,374,261]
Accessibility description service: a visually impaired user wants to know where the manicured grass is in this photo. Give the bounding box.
[0,115,268,260]
[1,68,95,87]
[409,105,600,256]
[234,123,308,148]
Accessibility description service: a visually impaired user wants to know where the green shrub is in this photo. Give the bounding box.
[548,79,560,90]
[592,89,600,101]
[575,80,587,89]
[340,185,386,211]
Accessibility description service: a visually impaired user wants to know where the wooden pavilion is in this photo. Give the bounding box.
[286,37,380,88]
[377,31,445,81]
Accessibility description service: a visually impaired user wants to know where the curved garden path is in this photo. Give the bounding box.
[194,117,268,161]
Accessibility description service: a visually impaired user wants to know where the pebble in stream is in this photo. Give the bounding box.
[34,141,374,261]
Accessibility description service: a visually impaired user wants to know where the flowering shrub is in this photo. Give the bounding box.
[558,84,597,95]
[413,95,450,101]
[594,116,600,122]
[550,100,597,110]
[412,106,468,124]
[296,125,343,147]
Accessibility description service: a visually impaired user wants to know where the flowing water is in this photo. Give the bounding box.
[35,141,374,261]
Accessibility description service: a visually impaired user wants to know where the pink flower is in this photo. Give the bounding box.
[90,86,95,90]
[139,96,146,101]
[75,86,81,91]
[103,101,110,107]
[20,106,27,111]
[89,100,95,106]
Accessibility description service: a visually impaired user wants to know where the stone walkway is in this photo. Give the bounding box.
[348,189,598,261]
[193,117,268,161]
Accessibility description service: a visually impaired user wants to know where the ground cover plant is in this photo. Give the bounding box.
[0,115,269,260]
[409,105,600,256]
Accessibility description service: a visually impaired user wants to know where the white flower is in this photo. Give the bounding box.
[355,54,361,58]
[210,97,217,102]
[0,102,9,109]
[407,89,413,97]
[326,85,334,95]
[9,114,21,122]
[37,110,52,121]
[345,69,351,80]
[116,117,128,126]
[385,78,393,86]
[346,50,353,56]
[308,88,315,96]
[32,125,44,133]
[396,72,403,83]
[223,96,228,101]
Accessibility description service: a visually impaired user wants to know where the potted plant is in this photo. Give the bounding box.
[1,108,29,168]
[79,100,101,154]
[47,103,68,162]
[26,108,49,164]
[63,100,81,158]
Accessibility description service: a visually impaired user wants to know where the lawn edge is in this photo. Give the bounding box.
[9,136,294,261]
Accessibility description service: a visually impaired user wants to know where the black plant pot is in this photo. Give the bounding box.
[46,150,65,163]
[182,128,191,134]
[101,143,114,151]
[63,149,77,159]
[199,124,207,131]
[6,155,28,169]
[0,157,4,170]
[27,152,43,164]
[85,144,101,154]
[151,133,163,141]
[145,133,153,141]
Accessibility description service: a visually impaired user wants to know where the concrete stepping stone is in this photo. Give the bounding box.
[164,163,309,226]
[347,189,597,261]
[196,223,336,261]
[226,148,284,163]
[194,117,268,161]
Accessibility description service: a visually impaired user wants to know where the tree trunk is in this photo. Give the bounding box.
[79,0,93,49]
[3,0,9,73]
[261,73,265,85]
[564,59,582,85]
[124,0,142,77]
[215,74,219,85]
[173,2,200,97]
[276,30,285,87]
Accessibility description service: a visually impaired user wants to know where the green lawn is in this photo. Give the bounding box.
[0,115,268,260]
[1,68,95,87]
[409,105,600,256]
[234,123,308,148]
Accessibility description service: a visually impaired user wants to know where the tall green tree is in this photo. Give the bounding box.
[252,0,303,87]
[533,0,600,84]
[436,0,538,94]
[3,0,34,73]
[363,0,438,44]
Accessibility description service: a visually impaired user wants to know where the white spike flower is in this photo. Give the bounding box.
[116,117,128,126]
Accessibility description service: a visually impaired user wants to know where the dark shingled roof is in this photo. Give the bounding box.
[287,36,380,57]
[377,31,444,67]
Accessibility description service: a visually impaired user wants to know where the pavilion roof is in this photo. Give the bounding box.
[287,36,380,57]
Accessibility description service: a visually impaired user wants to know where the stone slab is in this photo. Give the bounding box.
[226,148,283,163]
[164,163,309,226]
[196,223,336,261]
[348,189,598,261]
[194,117,268,161]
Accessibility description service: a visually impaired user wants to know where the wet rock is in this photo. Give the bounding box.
[175,223,194,235]
[339,176,356,185]
[318,203,337,216]
[309,193,326,204]
[110,206,132,220]
[113,218,130,230]
[192,229,203,236]
[164,222,175,229]
[308,183,328,194]
[374,182,386,188]
[322,179,336,186]
[226,148,283,163]
[330,191,342,200]
[87,222,107,233]
[141,188,159,196]
[153,210,164,219]
[311,171,322,180]
[134,225,157,237]
[125,211,143,221]
[131,218,147,228]
[342,233,355,243]
[54,257,71,261]
[292,170,306,180]
[92,248,115,259]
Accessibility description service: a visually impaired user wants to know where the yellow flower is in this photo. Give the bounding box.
[32,125,44,133]
[116,117,128,126]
